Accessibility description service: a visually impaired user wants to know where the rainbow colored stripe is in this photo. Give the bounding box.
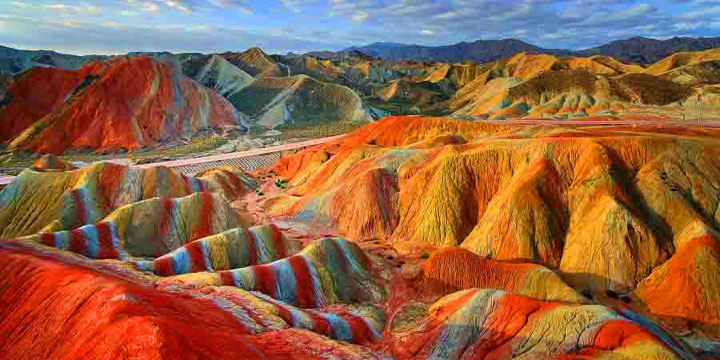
[166,283,384,345]
[0,162,255,239]
[390,288,686,359]
[255,293,383,344]
[165,237,381,308]
[32,221,128,260]
[135,224,299,276]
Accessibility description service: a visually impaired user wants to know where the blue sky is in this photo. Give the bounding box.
[1,0,720,55]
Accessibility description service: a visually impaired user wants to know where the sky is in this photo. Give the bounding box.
[1,0,720,55]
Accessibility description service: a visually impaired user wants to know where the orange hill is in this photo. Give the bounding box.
[271,116,720,308]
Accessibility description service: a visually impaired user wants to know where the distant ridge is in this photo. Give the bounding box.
[578,36,720,63]
[334,36,720,64]
[342,39,572,63]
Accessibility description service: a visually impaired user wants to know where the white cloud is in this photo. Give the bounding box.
[280,0,318,13]
[11,2,101,15]
[164,1,191,13]
[434,11,460,20]
[420,29,434,36]
[351,11,369,23]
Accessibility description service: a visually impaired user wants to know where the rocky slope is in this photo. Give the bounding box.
[0,56,242,153]
[270,116,720,356]
[0,148,706,358]
[448,52,701,119]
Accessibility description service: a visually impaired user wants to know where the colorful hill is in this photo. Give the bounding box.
[0,162,253,238]
[4,45,720,157]
[0,56,241,153]
[632,235,720,340]
[388,289,688,359]
[230,74,375,128]
[449,52,695,118]
[0,161,389,357]
[642,48,720,86]
[2,132,718,357]
[271,116,720,302]
[413,247,586,303]
[0,241,385,359]
[4,42,720,358]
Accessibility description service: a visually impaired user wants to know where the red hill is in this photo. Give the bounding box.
[1,56,241,154]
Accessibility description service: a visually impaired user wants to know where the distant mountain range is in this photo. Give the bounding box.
[578,36,720,63]
[4,36,720,76]
[333,36,720,64]
[344,39,571,63]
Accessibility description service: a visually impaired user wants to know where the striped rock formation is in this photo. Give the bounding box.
[180,54,256,98]
[0,241,385,359]
[133,224,302,276]
[24,221,129,260]
[0,162,254,238]
[0,161,387,354]
[0,56,241,153]
[5,113,720,357]
[10,191,243,260]
[102,192,242,258]
[250,293,385,345]
[388,289,691,359]
[159,237,383,308]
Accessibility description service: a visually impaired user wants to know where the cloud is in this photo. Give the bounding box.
[163,1,191,13]
[3,0,720,55]
[0,14,347,55]
[11,1,101,15]
[322,0,717,50]
[120,0,253,14]
[351,11,369,23]
[280,0,317,13]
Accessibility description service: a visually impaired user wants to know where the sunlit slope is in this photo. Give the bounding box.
[449,53,695,118]
[271,116,720,298]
